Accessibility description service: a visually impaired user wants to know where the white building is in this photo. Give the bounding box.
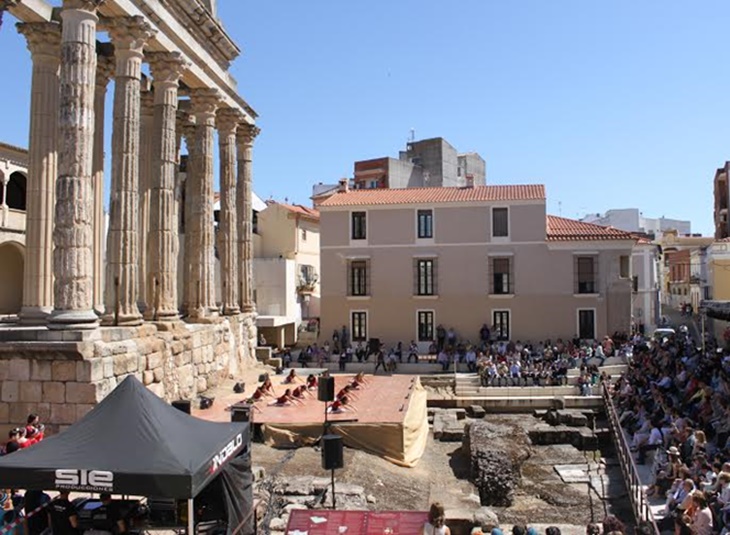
[581,208,691,237]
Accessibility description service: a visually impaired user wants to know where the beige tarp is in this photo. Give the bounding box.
[262,378,429,467]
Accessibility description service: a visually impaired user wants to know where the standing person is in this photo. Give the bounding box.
[436,325,446,352]
[340,325,349,350]
[421,503,450,535]
[48,491,79,535]
[338,350,347,372]
[479,324,491,349]
[407,341,419,363]
[332,330,340,354]
[24,490,51,535]
[374,347,386,374]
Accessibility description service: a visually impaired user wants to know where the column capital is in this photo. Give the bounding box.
[107,15,155,53]
[190,88,221,120]
[236,123,261,145]
[216,108,242,136]
[95,52,115,87]
[147,51,189,85]
[16,22,61,60]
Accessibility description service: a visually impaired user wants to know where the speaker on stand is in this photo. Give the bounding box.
[318,375,342,509]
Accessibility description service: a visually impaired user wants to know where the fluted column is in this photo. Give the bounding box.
[92,52,114,316]
[49,0,103,330]
[188,88,220,320]
[236,123,260,313]
[137,89,154,312]
[216,109,240,315]
[146,52,188,321]
[103,16,154,326]
[16,22,61,325]
[181,121,196,316]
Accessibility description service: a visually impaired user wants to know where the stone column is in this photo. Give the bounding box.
[236,123,260,313]
[48,0,102,330]
[180,121,196,316]
[92,52,114,316]
[137,89,154,312]
[103,16,154,326]
[146,52,189,321]
[16,22,61,325]
[188,88,221,320]
[216,109,240,315]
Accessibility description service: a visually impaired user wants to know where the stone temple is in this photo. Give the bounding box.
[0,0,259,432]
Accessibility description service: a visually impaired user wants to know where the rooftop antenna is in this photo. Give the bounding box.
[558,201,562,217]
[409,128,415,142]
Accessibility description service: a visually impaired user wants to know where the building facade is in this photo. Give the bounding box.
[714,162,730,240]
[319,183,636,350]
[252,201,320,347]
[631,238,660,334]
[581,208,691,237]
[353,137,486,190]
[0,142,28,315]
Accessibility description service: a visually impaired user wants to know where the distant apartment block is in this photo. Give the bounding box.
[580,208,691,237]
[715,162,730,239]
[353,137,486,190]
[318,182,637,349]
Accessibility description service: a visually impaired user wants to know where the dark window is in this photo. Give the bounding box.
[351,211,366,240]
[417,209,433,239]
[6,172,26,211]
[492,207,509,238]
[578,309,596,340]
[414,259,437,296]
[632,275,639,292]
[619,255,630,278]
[575,256,597,294]
[348,260,369,296]
[492,310,510,340]
[417,310,434,342]
[490,257,513,295]
[252,211,259,234]
[351,311,367,342]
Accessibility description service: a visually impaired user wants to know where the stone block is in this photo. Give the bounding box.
[197,376,207,393]
[143,371,154,385]
[440,424,465,442]
[175,350,192,367]
[52,361,76,382]
[0,360,9,381]
[192,348,203,364]
[137,356,146,372]
[1,381,19,402]
[30,360,52,381]
[76,404,94,420]
[468,405,486,418]
[0,402,9,423]
[43,382,66,404]
[153,368,164,382]
[10,402,35,423]
[36,402,50,421]
[76,359,104,382]
[65,382,98,404]
[51,403,77,425]
[147,352,163,370]
[95,377,117,400]
[454,408,467,421]
[102,357,114,378]
[8,359,30,381]
[113,354,132,376]
[147,382,165,399]
[19,381,42,403]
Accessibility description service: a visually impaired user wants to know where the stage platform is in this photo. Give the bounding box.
[192,373,428,467]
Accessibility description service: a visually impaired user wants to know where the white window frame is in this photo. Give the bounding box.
[490,206,510,242]
[349,210,368,244]
[415,208,435,243]
[415,309,436,344]
[350,310,369,342]
[491,308,511,340]
[576,308,597,341]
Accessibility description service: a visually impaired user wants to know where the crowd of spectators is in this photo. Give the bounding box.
[614,325,730,534]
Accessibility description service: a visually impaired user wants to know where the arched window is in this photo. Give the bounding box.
[6,172,27,211]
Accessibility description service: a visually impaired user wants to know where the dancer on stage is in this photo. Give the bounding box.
[328,396,356,413]
[350,371,369,389]
[336,384,360,401]
[261,376,275,396]
[283,369,301,385]
[270,388,304,406]
[305,374,318,391]
[291,385,312,401]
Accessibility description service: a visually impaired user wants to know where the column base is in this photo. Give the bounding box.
[18,306,52,325]
[47,309,100,330]
[100,312,144,327]
[93,304,106,316]
[222,305,241,316]
[144,308,180,322]
[241,304,256,314]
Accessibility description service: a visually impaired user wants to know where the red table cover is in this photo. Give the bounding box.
[285,510,429,534]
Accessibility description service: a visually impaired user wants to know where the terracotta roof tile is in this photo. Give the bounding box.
[546,215,636,242]
[268,201,320,220]
[318,185,545,207]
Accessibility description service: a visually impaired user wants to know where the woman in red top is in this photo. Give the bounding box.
[283,369,300,385]
[247,387,266,403]
[271,389,301,406]
[261,377,275,396]
[306,374,318,390]
[291,386,310,401]
[336,385,359,401]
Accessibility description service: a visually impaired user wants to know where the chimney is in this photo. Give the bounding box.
[465,174,474,188]
[338,178,349,193]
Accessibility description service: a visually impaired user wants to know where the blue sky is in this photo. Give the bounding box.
[1,1,727,235]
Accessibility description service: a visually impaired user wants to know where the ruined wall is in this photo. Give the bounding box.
[0,312,257,433]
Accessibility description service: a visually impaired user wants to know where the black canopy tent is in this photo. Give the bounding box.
[0,376,253,534]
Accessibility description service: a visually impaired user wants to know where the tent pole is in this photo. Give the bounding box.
[187,498,194,535]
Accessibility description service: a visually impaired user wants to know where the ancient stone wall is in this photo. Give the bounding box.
[0,312,257,433]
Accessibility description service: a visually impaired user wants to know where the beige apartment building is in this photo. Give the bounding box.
[319,183,636,350]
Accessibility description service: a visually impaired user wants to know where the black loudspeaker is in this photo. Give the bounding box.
[318,376,335,402]
[230,402,252,423]
[321,434,344,470]
[368,338,381,354]
[172,400,191,414]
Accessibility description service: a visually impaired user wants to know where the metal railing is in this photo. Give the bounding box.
[601,383,661,535]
